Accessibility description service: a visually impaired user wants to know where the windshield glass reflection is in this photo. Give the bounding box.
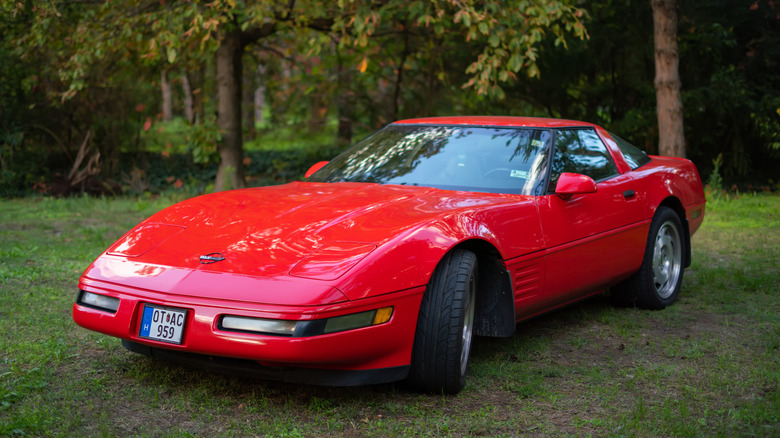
[309,125,551,195]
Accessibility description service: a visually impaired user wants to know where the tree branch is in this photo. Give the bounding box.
[241,22,277,47]
[255,45,296,62]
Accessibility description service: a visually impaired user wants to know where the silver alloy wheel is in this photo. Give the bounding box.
[460,273,477,376]
[652,220,682,299]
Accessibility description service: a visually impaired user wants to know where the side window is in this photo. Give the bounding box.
[609,132,651,170]
[548,128,619,191]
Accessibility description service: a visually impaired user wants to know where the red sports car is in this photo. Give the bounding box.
[73,116,705,393]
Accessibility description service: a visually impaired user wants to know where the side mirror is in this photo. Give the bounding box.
[304,161,329,179]
[555,172,597,200]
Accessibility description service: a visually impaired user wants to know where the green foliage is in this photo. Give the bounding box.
[677,0,780,183]
[115,152,214,196]
[5,0,588,193]
[187,116,222,165]
[0,41,39,196]
[0,127,24,193]
[245,145,344,185]
[139,117,192,154]
[126,121,344,194]
[706,153,725,197]
[335,0,588,101]
[471,0,780,186]
[0,0,778,195]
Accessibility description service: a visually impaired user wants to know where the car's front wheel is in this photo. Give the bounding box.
[408,249,477,394]
[612,206,686,309]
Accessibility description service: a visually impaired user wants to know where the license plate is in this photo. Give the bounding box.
[138,304,187,344]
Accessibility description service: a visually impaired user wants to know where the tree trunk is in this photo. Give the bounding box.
[308,90,327,133]
[161,69,173,121]
[214,30,246,191]
[254,64,267,125]
[652,0,685,158]
[335,47,354,146]
[181,71,195,125]
[243,63,256,141]
[197,62,206,124]
[392,27,410,121]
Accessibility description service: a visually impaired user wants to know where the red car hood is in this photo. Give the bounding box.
[84,182,528,303]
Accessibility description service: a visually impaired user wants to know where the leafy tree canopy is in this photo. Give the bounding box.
[7,0,587,101]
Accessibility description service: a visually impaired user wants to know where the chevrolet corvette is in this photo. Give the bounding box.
[73,116,706,393]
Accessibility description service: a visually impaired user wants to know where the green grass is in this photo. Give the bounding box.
[1,192,778,437]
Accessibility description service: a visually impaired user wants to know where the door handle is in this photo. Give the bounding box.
[623,190,636,199]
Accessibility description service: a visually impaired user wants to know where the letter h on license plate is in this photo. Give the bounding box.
[138,304,187,344]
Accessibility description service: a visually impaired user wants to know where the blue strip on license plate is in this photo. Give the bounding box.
[138,304,187,344]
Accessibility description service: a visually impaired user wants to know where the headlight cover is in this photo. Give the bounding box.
[289,242,377,280]
[77,290,120,313]
[107,223,185,257]
[219,307,393,337]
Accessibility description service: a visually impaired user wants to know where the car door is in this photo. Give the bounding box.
[535,128,648,309]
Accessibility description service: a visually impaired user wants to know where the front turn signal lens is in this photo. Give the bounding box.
[373,307,394,325]
[322,306,395,334]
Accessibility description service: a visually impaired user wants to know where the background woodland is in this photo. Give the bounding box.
[0,0,778,196]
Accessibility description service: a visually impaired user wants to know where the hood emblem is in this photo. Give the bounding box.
[199,253,226,264]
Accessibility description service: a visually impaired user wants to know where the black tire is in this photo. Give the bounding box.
[612,206,686,309]
[407,249,478,394]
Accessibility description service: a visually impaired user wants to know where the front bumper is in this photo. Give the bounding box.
[73,277,425,378]
[122,340,410,386]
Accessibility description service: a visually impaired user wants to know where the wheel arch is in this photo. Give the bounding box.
[657,196,691,268]
[452,239,516,338]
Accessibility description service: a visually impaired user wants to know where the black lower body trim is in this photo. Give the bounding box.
[121,340,409,387]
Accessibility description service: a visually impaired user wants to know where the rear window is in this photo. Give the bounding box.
[610,133,651,169]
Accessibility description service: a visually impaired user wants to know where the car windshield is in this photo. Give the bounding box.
[308,124,551,195]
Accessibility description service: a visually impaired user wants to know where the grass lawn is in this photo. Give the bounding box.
[1,192,778,437]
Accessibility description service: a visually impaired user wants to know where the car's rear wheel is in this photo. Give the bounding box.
[612,206,685,309]
[408,249,477,394]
